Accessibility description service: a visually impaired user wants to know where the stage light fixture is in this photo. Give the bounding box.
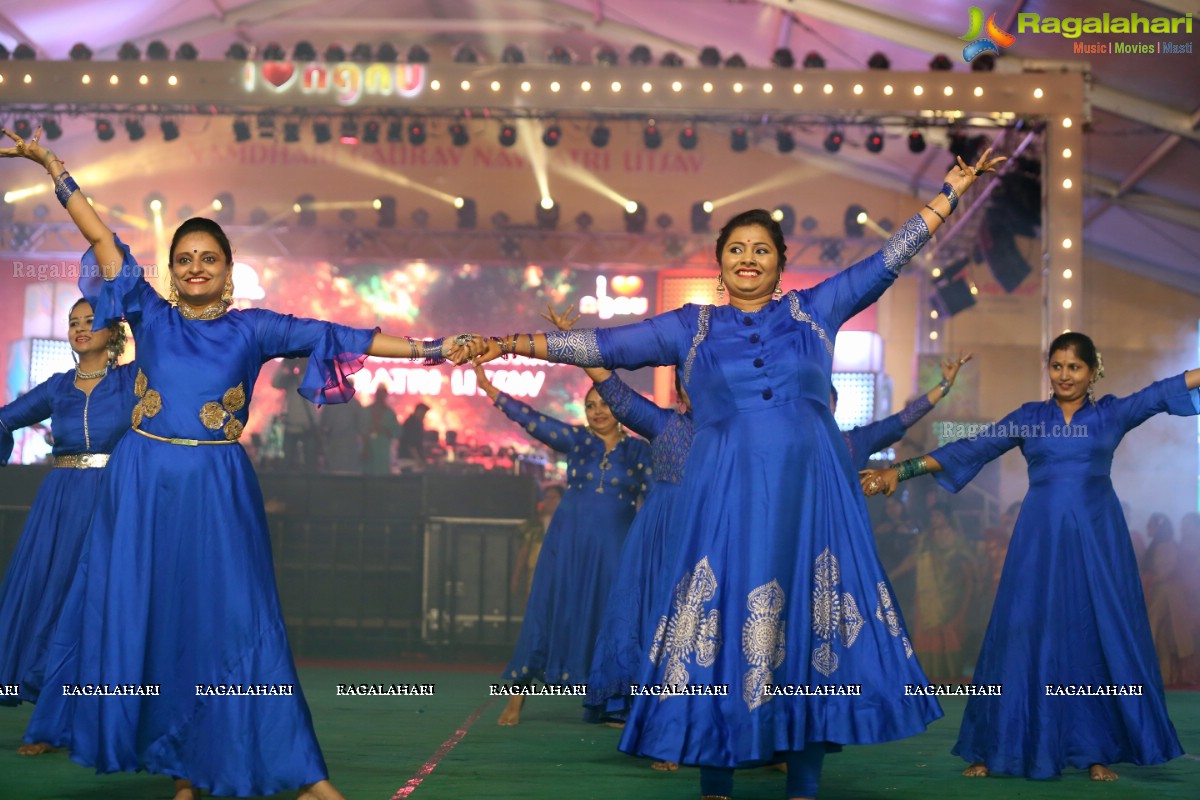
[293,41,317,61]
[865,130,884,153]
[536,199,559,230]
[867,52,890,70]
[823,130,843,153]
[803,51,825,68]
[453,44,479,64]
[575,212,594,232]
[13,119,33,139]
[455,197,477,230]
[547,46,572,65]
[679,126,698,150]
[590,124,610,148]
[283,121,301,143]
[324,44,346,62]
[624,202,647,234]
[340,118,359,144]
[542,124,562,147]
[350,43,373,62]
[908,129,926,153]
[776,129,795,153]
[771,48,795,68]
[225,43,249,61]
[773,204,797,237]
[255,111,273,138]
[929,54,953,71]
[212,192,234,224]
[659,52,684,67]
[293,194,316,227]
[386,121,403,143]
[643,123,662,149]
[69,43,93,60]
[971,52,996,72]
[13,44,36,60]
[95,119,114,142]
[628,45,652,65]
[501,45,525,64]
[374,195,396,228]
[801,216,818,232]
[376,43,399,63]
[844,204,867,238]
[498,123,517,147]
[262,43,287,61]
[730,127,749,152]
[0,44,9,59]
[595,45,618,66]
[411,208,430,228]
[361,120,380,144]
[143,193,165,217]
[691,201,713,233]
[175,42,198,60]
[931,278,976,317]
[408,119,426,145]
[313,120,332,144]
[724,54,746,68]
[698,46,721,67]
[125,118,146,142]
[117,41,141,60]
[406,45,430,63]
[160,119,179,141]
[491,211,510,229]
[449,122,469,147]
[42,118,63,140]
[146,40,169,61]
[500,235,522,260]
[233,118,252,142]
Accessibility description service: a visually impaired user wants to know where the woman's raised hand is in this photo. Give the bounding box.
[442,334,488,365]
[540,303,580,332]
[942,351,974,385]
[0,127,53,167]
[942,146,1007,198]
[473,362,500,399]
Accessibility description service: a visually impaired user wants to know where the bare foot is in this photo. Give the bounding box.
[768,761,787,773]
[16,742,57,756]
[650,761,679,771]
[962,762,989,777]
[1089,764,1118,782]
[297,779,347,800]
[603,721,625,729]
[497,695,525,726]
[173,778,200,800]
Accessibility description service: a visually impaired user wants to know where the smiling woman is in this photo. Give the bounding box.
[0,128,487,800]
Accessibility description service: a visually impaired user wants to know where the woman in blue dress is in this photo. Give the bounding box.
[3,128,480,800]
[861,332,1196,782]
[476,149,1006,799]
[535,307,695,731]
[0,299,134,755]
[472,363,652,726]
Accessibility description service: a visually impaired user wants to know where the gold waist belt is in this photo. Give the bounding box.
[133,427,238,447]
[53,453,110,468]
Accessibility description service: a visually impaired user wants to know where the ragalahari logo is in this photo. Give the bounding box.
[961,7,1016,63]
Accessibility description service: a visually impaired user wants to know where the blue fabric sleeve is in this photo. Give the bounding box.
[845,415,908,470]
[494,393,585,454]
[804,214,931,331]
[593,308,693,371]
[78,234,167,336]
[1104,373,1199,432]
[594,373,671,440]
[0,374,61,466]
[248,310,378,405]
[928,407,1026,493]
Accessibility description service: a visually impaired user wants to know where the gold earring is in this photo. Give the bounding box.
[168,281,179,306]
[773,277,783,300]
[221,275,234,306]
[716,274,725,300]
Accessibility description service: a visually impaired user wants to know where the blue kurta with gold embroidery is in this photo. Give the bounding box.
[543,217,943,767]
[933,376,1196,778]
[494,392,652,686]
[0,364,136,705]
[584,373,694,720]
[26,236,376,797]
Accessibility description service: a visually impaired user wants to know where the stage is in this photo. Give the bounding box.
[1,667,1196,799]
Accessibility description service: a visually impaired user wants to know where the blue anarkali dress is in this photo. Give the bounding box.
[494,393,653,686]
[930,375,1196,779]
[24,236,377,796]
[0,364,136,705]
[584,374,694,720]
[533,216,943,768]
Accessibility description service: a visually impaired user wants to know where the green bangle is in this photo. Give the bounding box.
[894,457,929,483]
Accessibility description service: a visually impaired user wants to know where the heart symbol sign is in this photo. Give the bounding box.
[610,275,644,296]
[261,62,296,91]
